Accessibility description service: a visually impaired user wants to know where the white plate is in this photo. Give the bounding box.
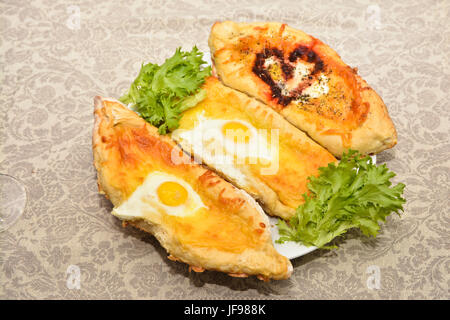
[269,216,317,259]
[202,50,376,260]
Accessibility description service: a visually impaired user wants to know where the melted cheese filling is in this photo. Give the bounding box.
[302,74,330,99]
[112,170,265,253]
[263,57,329,99]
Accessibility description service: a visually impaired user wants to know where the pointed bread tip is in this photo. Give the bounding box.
[94,96,104,111]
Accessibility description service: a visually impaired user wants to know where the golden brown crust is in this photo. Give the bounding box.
[209,21,397,157]
[92,96,292,280]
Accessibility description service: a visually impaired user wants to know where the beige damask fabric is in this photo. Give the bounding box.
[0,0,449,299]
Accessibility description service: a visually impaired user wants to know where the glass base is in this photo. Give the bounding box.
[0,174,27,232]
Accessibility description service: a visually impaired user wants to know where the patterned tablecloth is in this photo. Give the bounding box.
[1,0,449,299]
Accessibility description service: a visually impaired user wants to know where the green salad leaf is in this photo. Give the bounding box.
[276,150,406,249]
[120,46,211,134]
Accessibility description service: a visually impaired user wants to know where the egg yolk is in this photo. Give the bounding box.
[222,121,252,144]
[267,61,283,81]
[157,181,188,206]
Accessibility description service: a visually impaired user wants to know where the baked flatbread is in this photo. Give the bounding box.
[172,77,336,220]
[92,96,292,280]
[209,21,397,157]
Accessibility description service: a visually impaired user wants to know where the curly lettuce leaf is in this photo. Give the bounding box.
[120,46,211,134]
[276,150,406,249]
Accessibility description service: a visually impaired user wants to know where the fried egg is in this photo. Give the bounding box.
[175,116,275,162]
[112,171,207,220]
[262,55,328,98]
[172,115,278,187]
